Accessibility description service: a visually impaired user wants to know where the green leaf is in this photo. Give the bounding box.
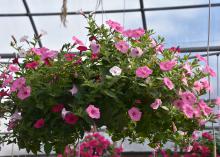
[161,106,169,111]
[44,142,52,155]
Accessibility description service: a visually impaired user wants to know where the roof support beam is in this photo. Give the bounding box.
[1,3,220,17]
[22,0,42,48]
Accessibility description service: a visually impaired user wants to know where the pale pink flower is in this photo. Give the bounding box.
[183,63,192,75]
[86,104,100,119]
[163,77,174,90]
[20,35,28,42]
[159,60,176,71]
[215,97,220,106]
[193,81,203,92]
[192,131,200,140]
[106,20,124,33]
[150,99,162,110]
[186,145,193,152]
[155,44,164,54]
[8,64,19,72]
[195,54,207,63]
[61,108,71,119]
[199,119,207,126]
[72,36,84,46]
[149,38,157,47]
[10,111,22,122]
[90,42,100,54]
[115,41,129,53]
[69,84,78,95]
[128,107,142,121]
[200,78,211,91]
[181,77,188,86]
[109,66,122,76]
[136,66,152,78]
[182,105,194,118]
[3,74,13,86]
[180,91,196,105]
[130,47,143,57]
[203,65,216,77]
[17,86,31,100]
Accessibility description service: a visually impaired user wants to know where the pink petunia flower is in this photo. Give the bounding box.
[180,91,196,105]
[173,99,185,110]
[52,104,64,113]
[106,20,124,33]
[193,81,203,92]
[183,63,192,75]
[77,46,88,52]
[128,107,142,122]
[17,86,31,100]
[90,42,100,54]
[195,54,207,63]
[8,64,19,72]
[182,105,194,118]
[72,36,84,46]
[64,113,79,125]
[64,53,76,61]
[150,99,162,110]
[123,28,145,38]
[130,47,143,57]
[203,65,216,77]
[69,84,78,95]
[25,61,39,69]
[135,66,152,78]
[159,60,176,71]
[163,77,174,90]
[86,105,100,119]
[200,78,211,91]
[202,132,213,141]
[215,97,220,106]
[10,77,26,92]
[41,50,58,61]
[115,41,129,53]
[34,118,45,128]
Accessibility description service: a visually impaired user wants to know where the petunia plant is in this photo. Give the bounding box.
[0,14,219,156]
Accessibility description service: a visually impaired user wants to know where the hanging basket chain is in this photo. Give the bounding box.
[61,0,68,27]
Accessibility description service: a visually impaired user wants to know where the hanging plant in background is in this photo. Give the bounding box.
[0,14,219,156]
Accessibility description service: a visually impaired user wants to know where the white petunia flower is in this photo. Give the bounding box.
[109,66,122,76]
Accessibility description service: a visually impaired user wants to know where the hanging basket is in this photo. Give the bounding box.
[0,14,219,156]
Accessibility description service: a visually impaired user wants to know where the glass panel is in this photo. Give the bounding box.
[33,15,88,50]
[0,0,26,13]
[0,17,34,55]
[211,7,220,46]
[145,8,209,48]
[27,0,139,13]
[143,0,219,7]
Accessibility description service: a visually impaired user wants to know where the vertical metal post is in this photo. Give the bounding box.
[139,0,147,30]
